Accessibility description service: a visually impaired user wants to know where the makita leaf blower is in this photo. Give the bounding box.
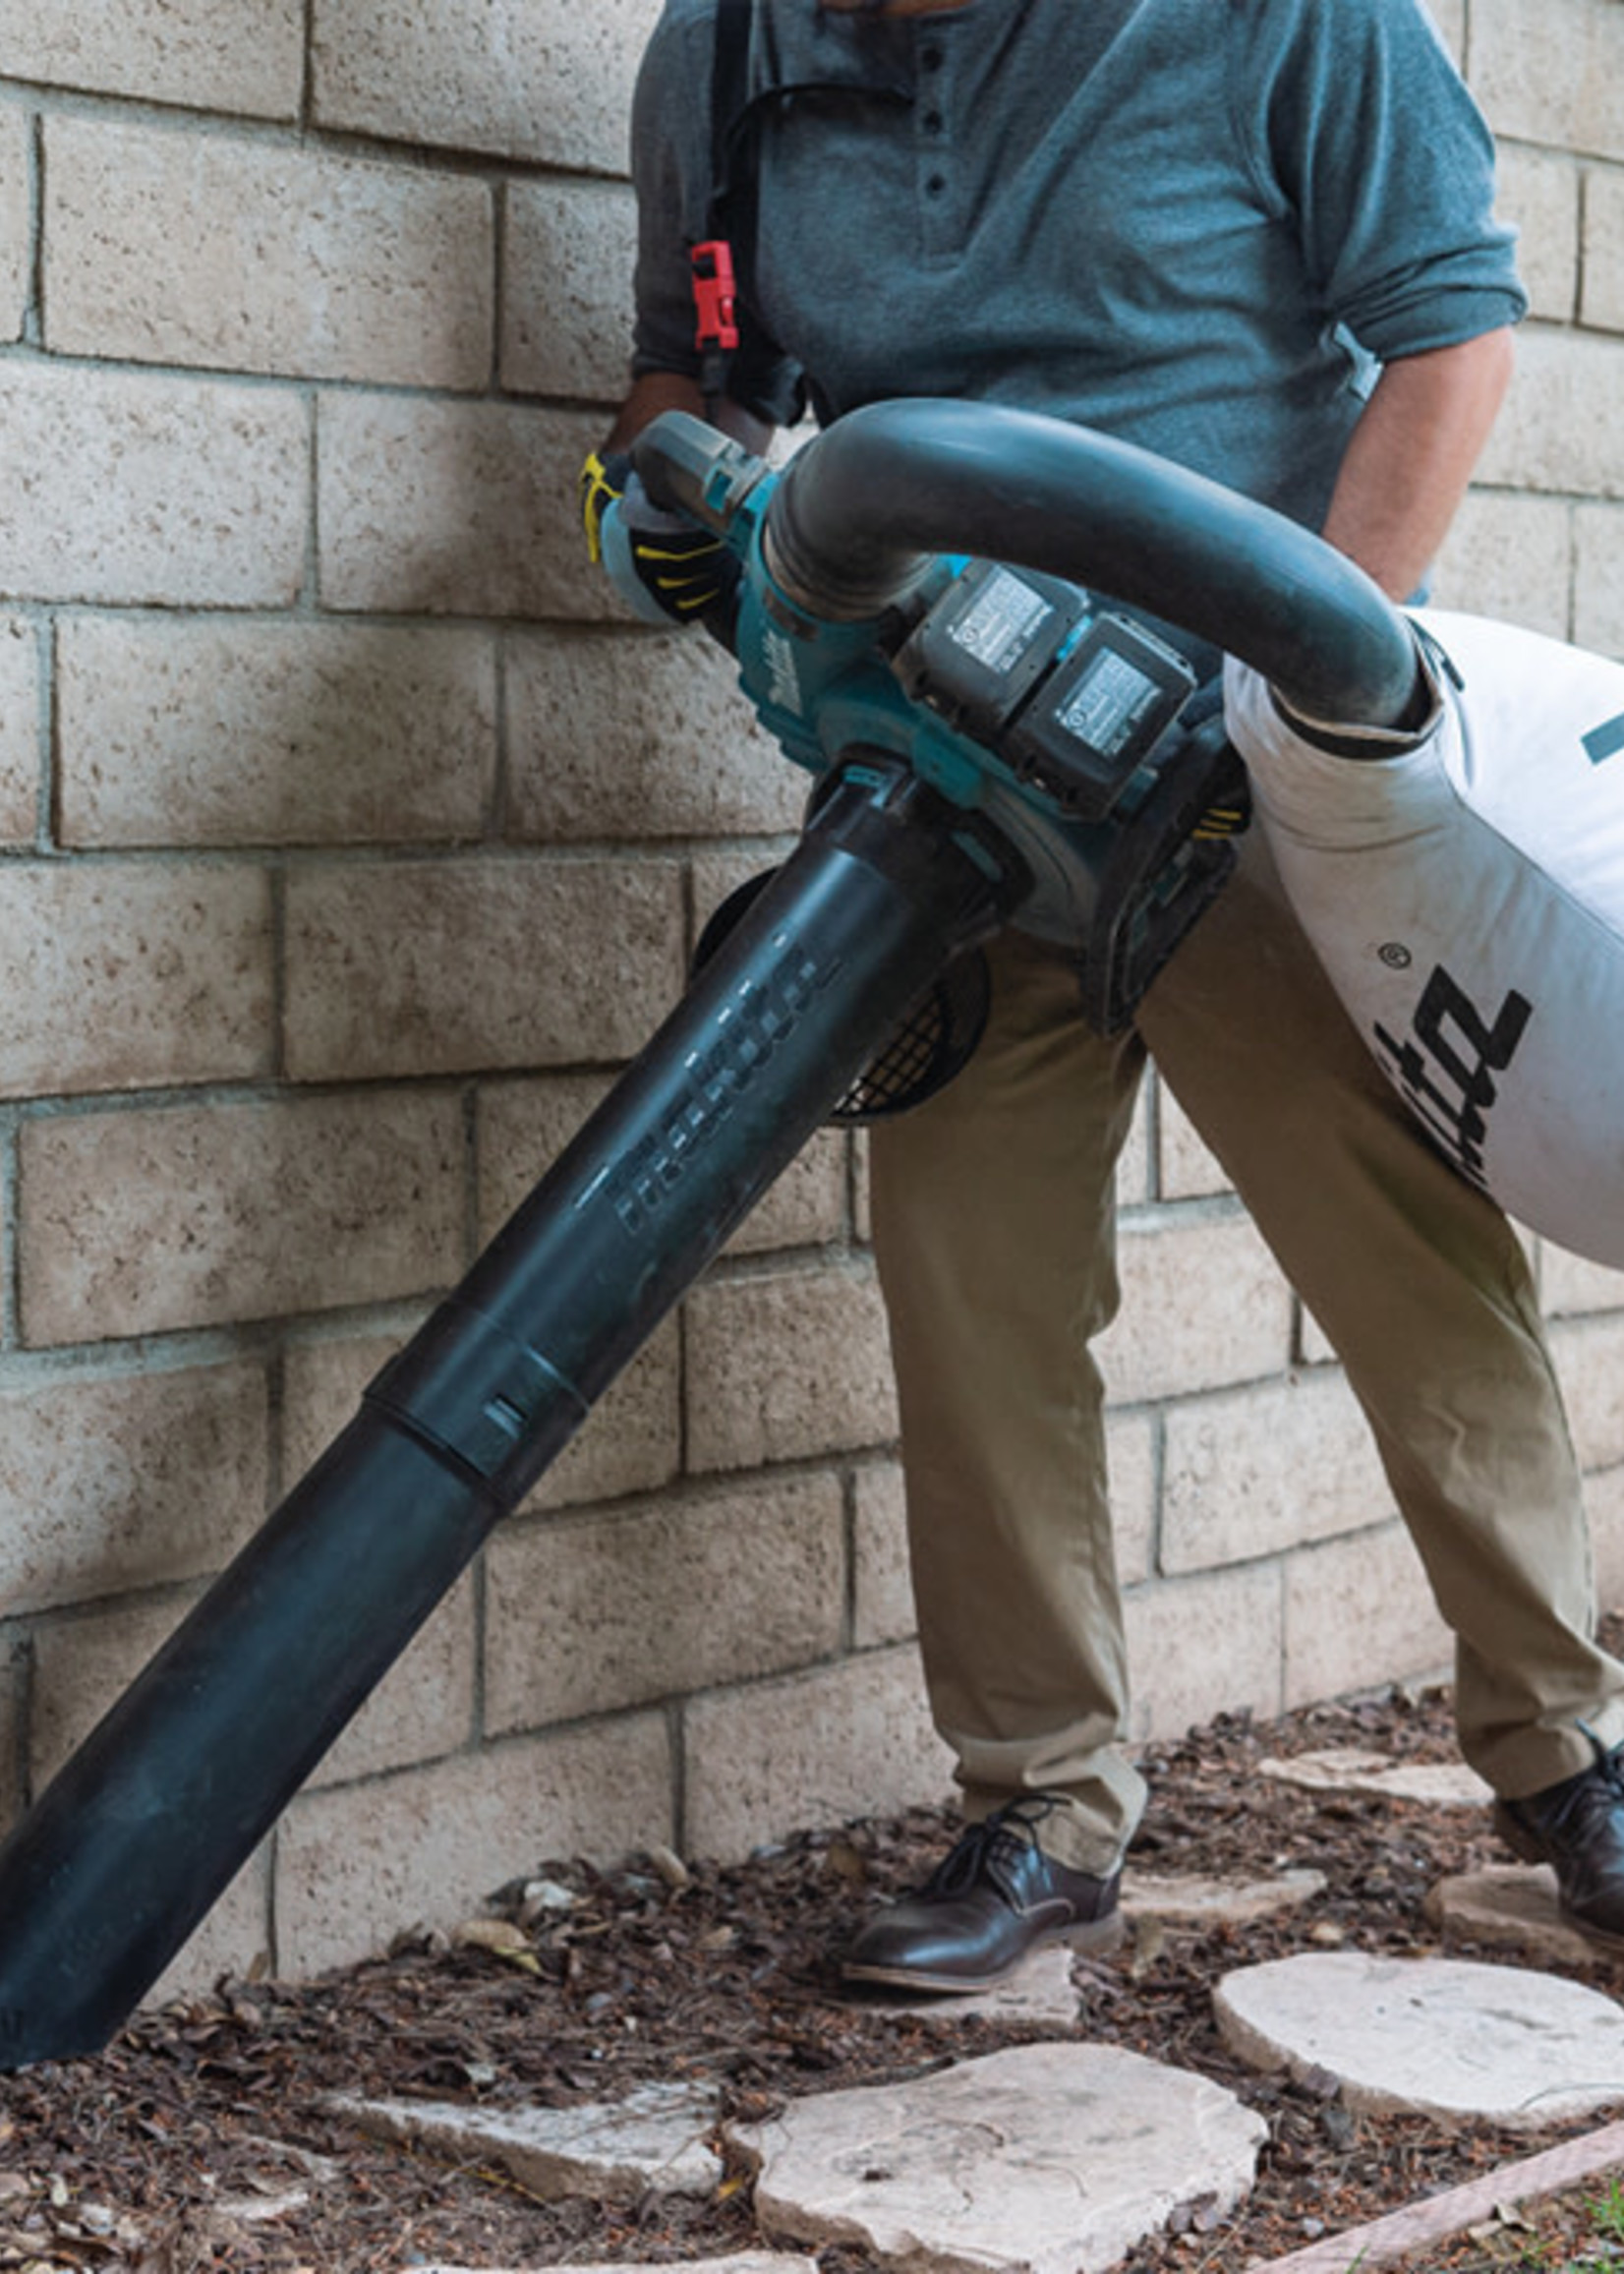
[0,397,1616,2070]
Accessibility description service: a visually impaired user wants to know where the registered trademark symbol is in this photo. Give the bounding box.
[1378,942,1413,969]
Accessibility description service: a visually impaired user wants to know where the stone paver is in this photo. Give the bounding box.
[1257,1749,1491,1807]
[842,1944,1081,2027]
[1215,1952,1624,2129]
[1425,1865,1605,1969]
[726,2042,1267,2274]
[1124,1869,1326,1928]
[328,2080,723,2201]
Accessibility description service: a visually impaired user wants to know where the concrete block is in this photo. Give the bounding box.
[502,179,638,401]
[853,1128,873,1246]
[43,117,493,388]
[1123,1564,1283,1743]
[311,0,663,171]
[282,1315,682,1518]
[1540,1242,1624,1320]
[1586,1465,1624,1622]
[1472,0,1624,162]
[147,1849,272,2006]
[319,393,606,620]
[310,1577,478,1790]
[22,1361,476,1800]
[1156,1081,1231,1201]
[0,1629,27,1831]
[1550,1315,1624,1474]
[274,1715,673,1974]
[505,626,801,841]
[0,861,272,1099]
[0,105,27,344]
[0,0,302,117]
[1109,1412,1157,1589]
[29,1586,452,1856]
[1282,1523,1451,1711]
[284,855,684,1082]
[682,1645,953,1861]
[852,1461,912,1648]
[475,1070,846,1262]
[1297,1301,1337,1368]
[0,363,306,606]
[1095,1209,1295,1407]
[0,1360,267,1616]
[1479,325,1624,500]
[725,1133,850,1256]
[476,1073,613,1241]
[280,1326,416,1487]
[56,616,496,849]
[0,614,38,845]
[485,1473,845,1729]
[685,1260,899,1473]
[19,1089,464,1346]
[1496,146,1580,324]
[1161,1372,1394,1576]
[1421,0,1463,65]
[1584,163,1624,334]
[1428,491,1572,638]
[692,847,796,940]
[1575,502,1624,660]
[29,1590,196,1785]
[1117,1077,1153,1207]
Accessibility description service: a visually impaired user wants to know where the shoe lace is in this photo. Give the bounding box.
[920,1794,1063,1900]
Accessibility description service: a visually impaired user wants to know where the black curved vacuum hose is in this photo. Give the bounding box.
[645,399,1425,730]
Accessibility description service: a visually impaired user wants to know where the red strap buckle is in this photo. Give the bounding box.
[690,240,741,354]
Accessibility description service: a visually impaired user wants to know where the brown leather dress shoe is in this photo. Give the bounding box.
[1495,1733,1624,1949]
[841,1796,1125,1993]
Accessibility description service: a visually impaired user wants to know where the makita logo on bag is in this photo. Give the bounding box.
[1372,963,1533,1188]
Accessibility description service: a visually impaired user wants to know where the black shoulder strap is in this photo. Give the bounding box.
[703,0,820,421]
[708,0,755,238]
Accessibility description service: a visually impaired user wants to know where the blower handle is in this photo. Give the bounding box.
[636,402,1426,731]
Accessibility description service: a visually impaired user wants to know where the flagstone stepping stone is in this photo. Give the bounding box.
[725,2041,1267,2274]
[328,2079,723,2200]
[1425,1864,1605,1968]
[841,1943,1082,2025]
[1214,1951,1624,2129]
[1258,1748,1491,1807]
[1123,1868,1326,1927]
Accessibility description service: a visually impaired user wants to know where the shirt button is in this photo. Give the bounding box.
[920,41,944,69]
[922,107,945,135]
[925,171,947,197]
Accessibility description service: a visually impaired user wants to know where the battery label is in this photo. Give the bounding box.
[1060,647,1160,754]
[949,569,1053,675]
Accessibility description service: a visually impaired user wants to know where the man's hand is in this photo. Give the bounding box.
[579,445,739,626]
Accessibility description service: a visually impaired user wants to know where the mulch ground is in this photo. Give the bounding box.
[6,1658,1624,2274]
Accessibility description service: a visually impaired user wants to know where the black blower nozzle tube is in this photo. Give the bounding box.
[0,765,1016,2071]
[645,399,1422,730]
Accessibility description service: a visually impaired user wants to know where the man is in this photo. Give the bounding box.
[586,0,1624,1987]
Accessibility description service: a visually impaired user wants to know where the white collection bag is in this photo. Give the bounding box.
[1225,611,1624,1267]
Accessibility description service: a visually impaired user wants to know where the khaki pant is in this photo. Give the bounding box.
[869,829,1624,1876]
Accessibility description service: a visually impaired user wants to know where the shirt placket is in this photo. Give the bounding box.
[915,26,959,262]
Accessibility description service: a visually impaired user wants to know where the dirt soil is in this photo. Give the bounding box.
[6,1659,1624,2274]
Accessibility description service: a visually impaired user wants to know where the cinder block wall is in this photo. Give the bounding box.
[0,0,1620,1995]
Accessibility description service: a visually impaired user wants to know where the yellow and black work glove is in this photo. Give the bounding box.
[579,446,739,628]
